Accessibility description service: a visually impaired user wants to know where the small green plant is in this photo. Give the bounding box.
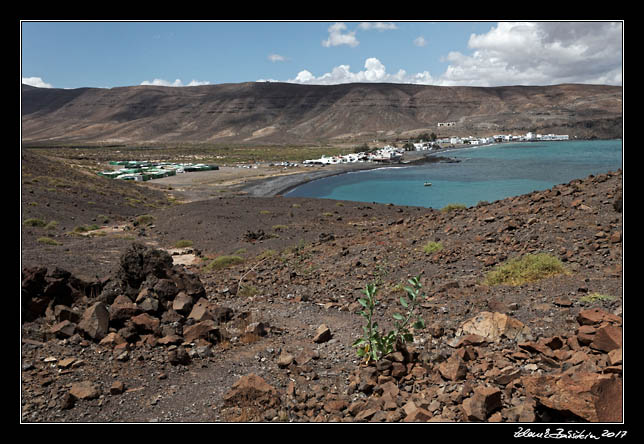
[423,241,443,254]
[174,239,193,248]
[353,276,426,363]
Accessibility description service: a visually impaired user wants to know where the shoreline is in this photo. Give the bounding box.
[237,151,457,197]
[242,139,596,198]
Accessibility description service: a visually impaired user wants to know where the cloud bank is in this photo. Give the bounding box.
[140,78,211,87]
[22,77,53,88]
[290,22,622,87]
[289,57,433,85]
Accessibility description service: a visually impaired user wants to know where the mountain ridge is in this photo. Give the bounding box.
[21,82,622,145]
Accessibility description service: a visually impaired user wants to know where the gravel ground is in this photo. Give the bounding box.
[21,150,623,423]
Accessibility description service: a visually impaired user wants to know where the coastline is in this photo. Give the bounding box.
[250,139,591,198]
[237,151,456,197]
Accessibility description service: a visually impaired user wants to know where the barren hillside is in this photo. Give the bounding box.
[21,82,622,145]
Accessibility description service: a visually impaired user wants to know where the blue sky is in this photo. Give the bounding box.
[21,21,623,89]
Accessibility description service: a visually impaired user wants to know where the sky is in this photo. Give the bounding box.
[21,21,623,90]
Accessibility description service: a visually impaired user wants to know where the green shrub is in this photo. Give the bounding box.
[134,214,155,226]
[23,218,46,227]
[44,221,58,230]
[174,240,193,248]
[484,253,568,286]
[441,203,467,213]
[73,224,100,233]
[206,255,244,270]
[423,241,443,254]
[579,292,616,304]
[37,237,61,246]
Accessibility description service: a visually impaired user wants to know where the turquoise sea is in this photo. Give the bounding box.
[284,140,623,209]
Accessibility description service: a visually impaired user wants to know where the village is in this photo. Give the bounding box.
[302,131,570,165]
[95,131,571,181]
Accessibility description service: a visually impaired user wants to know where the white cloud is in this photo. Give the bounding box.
[414,36,427,47]
[358,22,398,31]
[140,78,210,87]
[268,53,287,63]
[22,76,53,88]
[288,57,434,85]
[322,22,359,47]
[437,21,622,86]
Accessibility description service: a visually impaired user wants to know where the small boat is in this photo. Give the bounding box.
[424,181,432,187]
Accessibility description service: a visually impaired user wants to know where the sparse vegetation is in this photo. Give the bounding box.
[73,224,101,233]
[423,241,443,254]
[134,214,155,226]
[23,218,46,227]
[580,292,616,304]
[174,239,193,248]
[205,255,245,271]
[44,221,58,230]
[37,237,61,246]
[441,203,467,213]
[484,253,568,286]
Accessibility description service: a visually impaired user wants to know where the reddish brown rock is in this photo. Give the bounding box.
[313,324,332,343]
[183,320,220,343]
[522,372,617,422]
[69,381,101,400]
[130,312,160,333]
[577,308,621,326]
[78,302,110,340]
[438,353,468,381]
[590,325,622,352]
[223,373,280,408]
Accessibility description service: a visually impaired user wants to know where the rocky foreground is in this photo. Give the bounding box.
[21,169,623,423]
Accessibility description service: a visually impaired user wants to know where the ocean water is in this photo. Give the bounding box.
[284,140,623,209]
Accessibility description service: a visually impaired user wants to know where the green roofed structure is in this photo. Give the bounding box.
[98,162,218,182]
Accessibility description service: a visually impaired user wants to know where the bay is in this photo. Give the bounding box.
[284,140,622,209]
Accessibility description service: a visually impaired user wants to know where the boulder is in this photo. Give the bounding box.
[590,325,622,353]
[313,324,332,343]
[109,295,140,322]
[459,311,532,343]
[522,372,619,422]
[171,291,193,314]
[223,373,280,408]
[130,313,160,334]
[183,320,221,343]
[438,353,468,381]
[69,381,101,400]
[78,302,110,340]
[461,386,503,421]
[577,308,622,326]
